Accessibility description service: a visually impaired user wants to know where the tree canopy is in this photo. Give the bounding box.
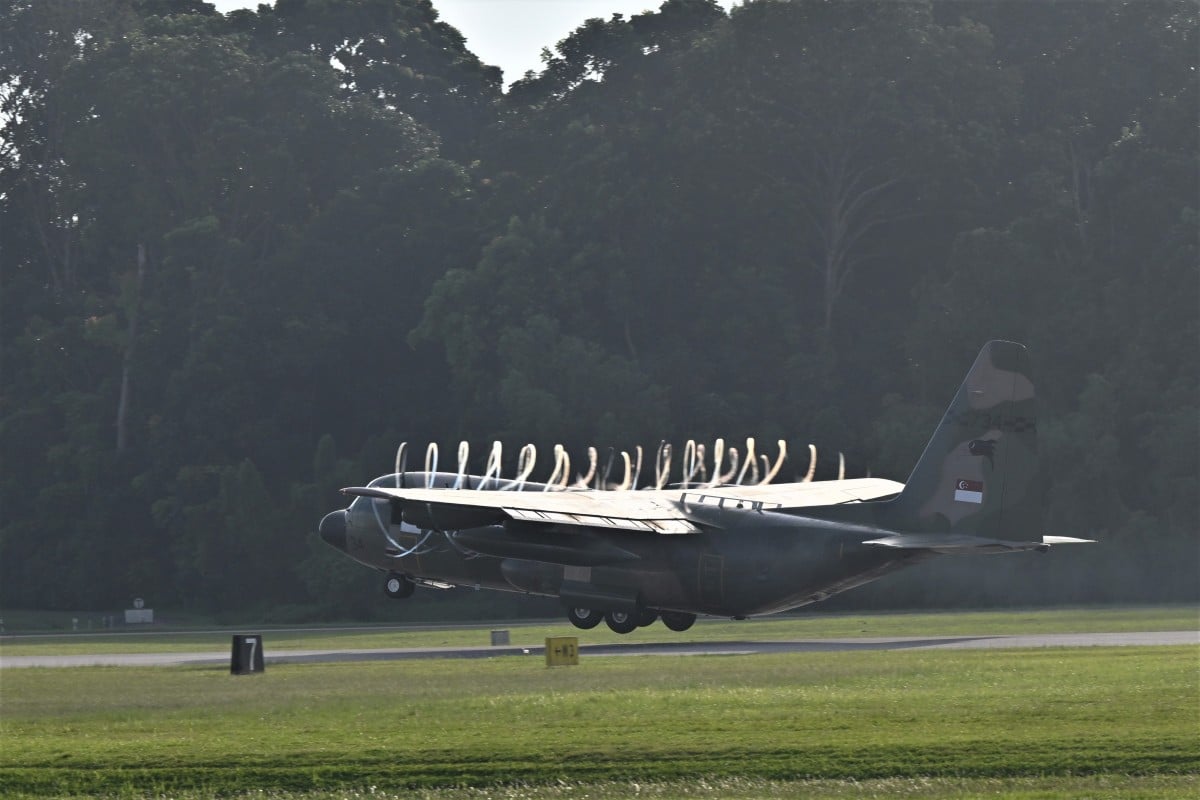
[2,0,1196,618]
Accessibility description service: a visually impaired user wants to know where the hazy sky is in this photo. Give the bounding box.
[210,1,736,86]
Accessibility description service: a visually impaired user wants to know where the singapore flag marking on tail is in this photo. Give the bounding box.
[954,479,984,504]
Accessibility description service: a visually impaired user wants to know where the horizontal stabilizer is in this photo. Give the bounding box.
[863,533,1094,554]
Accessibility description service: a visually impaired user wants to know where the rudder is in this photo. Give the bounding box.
[884,340,1042,540]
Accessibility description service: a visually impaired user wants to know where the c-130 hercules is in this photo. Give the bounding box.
[319,341,1092,633]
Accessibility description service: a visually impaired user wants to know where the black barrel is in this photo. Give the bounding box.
[230,634,264,674]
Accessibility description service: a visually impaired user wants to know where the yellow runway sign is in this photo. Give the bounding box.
[545,636,579,666]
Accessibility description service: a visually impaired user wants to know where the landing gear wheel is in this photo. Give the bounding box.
[636,609,658,627]
[661,611,696,632]
[605,610,638,634]
[384,573,414,599]
[567,607,603,630]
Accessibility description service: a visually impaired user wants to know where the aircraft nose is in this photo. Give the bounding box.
[319,509,348,551]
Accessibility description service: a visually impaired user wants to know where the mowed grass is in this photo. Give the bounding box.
[1,645,1197,798]
[2,605,1196,656]
[4,776,1197,800]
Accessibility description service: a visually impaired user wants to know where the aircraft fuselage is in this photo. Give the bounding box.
[321,473,925,620]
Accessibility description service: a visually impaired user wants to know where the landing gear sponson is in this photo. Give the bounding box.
[386,577,694,634]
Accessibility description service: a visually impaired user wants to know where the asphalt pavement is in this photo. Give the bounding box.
[2,630,1195,668]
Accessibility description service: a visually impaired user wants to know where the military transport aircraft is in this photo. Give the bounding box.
[318,341,1092,633]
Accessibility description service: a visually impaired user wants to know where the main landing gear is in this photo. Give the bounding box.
[566,607,603,629]
[660,611,697,632]
[604,610,638,634]
[566,607,696,634]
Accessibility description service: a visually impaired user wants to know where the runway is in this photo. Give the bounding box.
[2,630,1194,668]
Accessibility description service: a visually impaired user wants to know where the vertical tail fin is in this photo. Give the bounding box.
[886,340,1042,540]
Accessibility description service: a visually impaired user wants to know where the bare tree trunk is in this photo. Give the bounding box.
[116,244,147,453]
[805,148,901,338]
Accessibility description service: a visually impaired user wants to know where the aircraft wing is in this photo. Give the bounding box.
[343,477,904,535]
[342,486,702,533]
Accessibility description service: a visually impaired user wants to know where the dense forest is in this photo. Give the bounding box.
[1,0,1196,620]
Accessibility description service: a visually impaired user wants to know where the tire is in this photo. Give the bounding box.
[636,609,658,627]
[605,610,638,634]
[567,607,603,630]
[661,611,696,632]
[384,573,414,599]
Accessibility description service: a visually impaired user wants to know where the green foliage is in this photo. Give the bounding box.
[253,0,502,157]
[1,0,1196,615]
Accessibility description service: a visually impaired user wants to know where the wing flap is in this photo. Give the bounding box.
[503,507,698,533]
[699,478,904,509]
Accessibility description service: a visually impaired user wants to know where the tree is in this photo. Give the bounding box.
[2,0,1195,615]
[245,0,502,158]
[1,0,451,613]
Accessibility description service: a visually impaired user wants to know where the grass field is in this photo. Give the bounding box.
[2,633,1197,798]
[2,605,1196,657]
